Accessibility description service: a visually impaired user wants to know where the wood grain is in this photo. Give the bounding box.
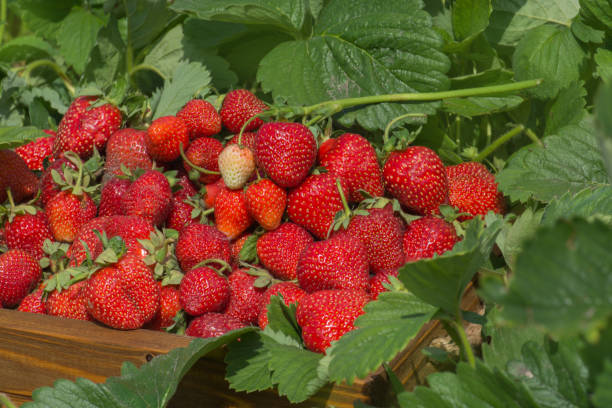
[0,284,480,407]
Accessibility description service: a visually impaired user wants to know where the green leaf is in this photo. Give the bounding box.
[398,217,502,315]
[482,218,612,338]
[28,98,49,129]
[224,331,275,392]
[481,324,542,372]
[265,296,302,347]
[594,360,612,408]
[151,62,211,120]
[327,291,436,384]
[20,86,69,115]
[542,186,612,226]
[544,81,586,136]
[56,8,106,74]
[257,0,450,131]
[595,82,612,183]
[495,208,543,270]
[22,329,253,408]
[496,120,609,203]
[442,95,523,117]
[579,0,612,32]
[0,126,48,149]
[84,17,126,92]
[595,48,612,83]
[486,0,580,46]
[12,0,78,40]
[571,13,605,43]
[125,0,174,51]
[0,36,54,63]
[452,0,491,41]
[238,234,259,263]
[513,25,585,99]
[171,0,307,36]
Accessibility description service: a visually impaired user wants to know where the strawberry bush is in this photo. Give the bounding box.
[0,0,611,407]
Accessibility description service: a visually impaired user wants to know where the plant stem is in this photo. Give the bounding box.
[22,60,75,97]
[525,127,544,147]
[129,64,166,81]
[0,393,17,408]
[451,318,475,368]
[179,143,220,175]
[382,113,427,144]
[475,124,524,162]
[0,0,7,46]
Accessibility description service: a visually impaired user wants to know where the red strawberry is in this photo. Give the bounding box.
[146,116,190,162]
[383,146,448,215]
[220,89,267,133]
[446,164,504,220]
[297,233,369,293]
[166,197,196,232]
[175,174,198,200]
[403,216,459,262]
[287,173,349,239]
[317,138,337,163]
[255,122,317,188]
[230,233,251,267]
[225,269,267,325]
[121,170,172,227]
[446,162,495,183]
[202,178,225,208]
[38,157,76,207]
[179,267,230,316]
[15,130,56,171]
[145,284,182,331]
[17,288,46,314]
[98,177,130,217]
[227,132,257,151]
[0,150,38,204]
[368,269,399,300]
[4,211,53,260]
[103,128,152,182]
[218,144,256,189]
[177,99,222,139]
[258,281,306,329]
[296,289,369,353]
[0,249,42,307]
[185,312,245,338]
[214,187,253,240]
[85,254,160,330]
[53,96,122,159]
[346,205,405,273]
[175,223,231,272]
[46,191,97,243]
[256,222,313,281]
[182,137,223,184]
[320,133,384,202]
[245,179,286,230]
[46,280,92,321]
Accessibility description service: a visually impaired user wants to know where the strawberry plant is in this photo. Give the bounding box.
[0,0,611,407]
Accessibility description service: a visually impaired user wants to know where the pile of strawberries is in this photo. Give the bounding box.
[0,89,503,354]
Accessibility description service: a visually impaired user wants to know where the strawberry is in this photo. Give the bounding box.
[15,130,56,171]
[227,132,257,151]
[317,138,337,163]
[146,115,190,162]
[214,187,253,240]
[145,284,182,331]
[446,162,495,183]
[17,288,46,314]
[346,205,405,273]
[182,137,223,184]
[177,99,222,139]
[382,146,448,215]
[225,268,267,325]
[167,195,202,233]
[0,249,42,307]
[403,216,459,262]
[287,173,349,239]
[121,170,173,227]
[320,133,384,202]
[98,177,130,217]
[185,312,245,338]
[175,223,231,272]
[255,122,317,188]
[4,210,53,260]
[257,281,306,329]
[38,157,76,207]
[53,96,122,159]
[218,144,256,189]
[245,179,286,230]
[296,289,369,353]
[220,89,267,133]
[0,150,38,204]
[446,163,504,220]
[256,222,313,280]
[230,233,251,267]
[368,269,399,300]
[103,128,152,182]
[179,267,230,316]
[45,280,92,321]
[85,254,160,330]
[175,174,198,200]
[46,190,97,243]
[297,233,369,293]
[202,178,225,208]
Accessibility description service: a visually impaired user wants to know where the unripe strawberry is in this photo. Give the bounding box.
[218,144,256,189]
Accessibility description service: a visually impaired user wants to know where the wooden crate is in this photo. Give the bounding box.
[0,285,480,407]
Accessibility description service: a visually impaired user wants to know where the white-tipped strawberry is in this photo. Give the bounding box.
[218,144,256,190]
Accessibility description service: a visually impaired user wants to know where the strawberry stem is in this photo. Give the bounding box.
[0,393,17,408]
[336,178,351,216]
[475,124,524,162]
[191,258,232,274]
[179,142,221,175]
[383,113,428,144]
[451,318,476,368]
[20,59,75,97]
